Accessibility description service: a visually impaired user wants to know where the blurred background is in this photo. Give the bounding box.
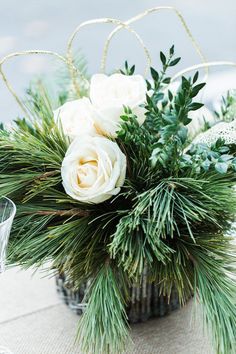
[0,0,236,123]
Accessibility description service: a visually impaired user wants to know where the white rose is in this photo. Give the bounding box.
[90,73,147,137]
[187,107,217,139]
[54,98,98,139]
[61,135,126,204]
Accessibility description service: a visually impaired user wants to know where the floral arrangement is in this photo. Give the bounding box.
[0,7,236,354]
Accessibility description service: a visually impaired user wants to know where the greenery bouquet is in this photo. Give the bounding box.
[0,7,236,354]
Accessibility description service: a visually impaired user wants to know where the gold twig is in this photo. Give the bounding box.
[101,6,208,78]
[171,61,236,82]
[67,17,152,93]
[0,50,78,117]
[1,8,235,117]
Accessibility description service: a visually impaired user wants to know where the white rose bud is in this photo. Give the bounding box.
[90,73,147,137]
[61,135,127,204]
[54,98,98,139]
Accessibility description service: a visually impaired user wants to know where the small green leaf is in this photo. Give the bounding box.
[189,102,204,111]
[218,146,229,153]
[146,94,153,106]
[146,80,152,91]
[183,117,192,125]
[181,76,190,90]
[169,57,181,67]
[130,65,135,75]
[190,83,206,98]
[150,67,159,82]
[120,115,129,121]
[177,126,188,143]
[215,162,228,174]
[162,77,171,84]
[168,90,173,101]
[163,114,176,124]
[215,138,226,148]
[218,154,233,162]
[160,51,166,66]
[193,71,199,84]
[169,45,175,56]
[201,159,211,171]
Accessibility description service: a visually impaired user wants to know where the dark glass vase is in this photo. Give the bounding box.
[56,272,180,323]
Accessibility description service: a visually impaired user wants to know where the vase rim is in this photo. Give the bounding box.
[0,196,16,227]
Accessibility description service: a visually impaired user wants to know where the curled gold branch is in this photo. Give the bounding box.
[67,17,152,93]
[171,61,236,82]
[101,6,208,78]
[0,50,78,117]
[1,8,234,117]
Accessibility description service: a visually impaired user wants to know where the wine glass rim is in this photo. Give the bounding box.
[0,196,16,226]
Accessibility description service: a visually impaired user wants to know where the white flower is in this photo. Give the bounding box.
[90,73,147,137]
[187,107,217,139]
[61,135,126,204]
[54,98,98,139]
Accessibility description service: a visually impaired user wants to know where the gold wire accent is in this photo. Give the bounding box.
[0,50,79,118]
[101,6,208,76]
[0,7,235,116]
[66,17,152,96]
[171,61,236,82]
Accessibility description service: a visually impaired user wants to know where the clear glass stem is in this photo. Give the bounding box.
[0,197,16,273]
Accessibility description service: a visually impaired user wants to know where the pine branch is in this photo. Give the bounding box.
[76,263,131,354]
[35,209,90,217]
[110,213,174,279]
[186,236,236,354]
[2,48,236,354]
[0,112,69,202]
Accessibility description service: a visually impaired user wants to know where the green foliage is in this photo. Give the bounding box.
[55,49,88,103]
[24,80,55,124]
[117,107,156,191]
[182,139,236,174]
[148,74,205,171]
[110,172,236,284]
[215,89,236,122]
[187,235,236,354]
[1,46,236,354]
[120,61,135,76]
[149,45,181,93]
[76,264,131,354]
[0,120,68,200]
[110,212,174,278]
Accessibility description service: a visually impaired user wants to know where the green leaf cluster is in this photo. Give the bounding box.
[0,47,236,354]
[215,89,236,122]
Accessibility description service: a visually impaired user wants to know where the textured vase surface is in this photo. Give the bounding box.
[56,272,180,323]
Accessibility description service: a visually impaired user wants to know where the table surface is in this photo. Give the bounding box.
[0,267,213,354]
